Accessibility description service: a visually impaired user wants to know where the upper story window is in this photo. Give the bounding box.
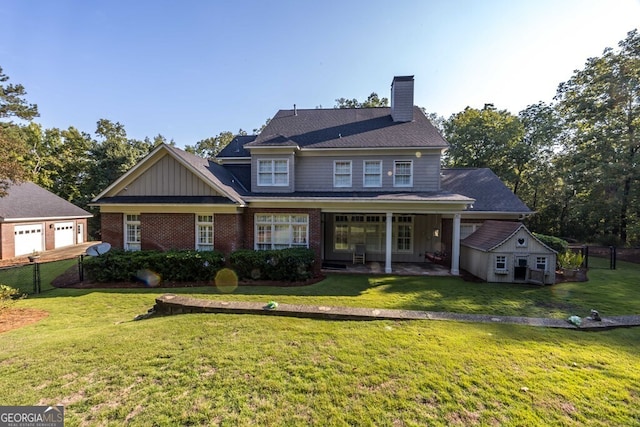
[363,160,382,187]
[196,215,214,251]
[125,214,141,251]
[258,159,289,186]
[393,160,413,187]
[334,161,352,188]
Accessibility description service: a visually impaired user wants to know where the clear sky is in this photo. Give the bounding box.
[1,0,639,147]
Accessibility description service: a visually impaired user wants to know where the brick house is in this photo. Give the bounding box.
[91,76,548,279]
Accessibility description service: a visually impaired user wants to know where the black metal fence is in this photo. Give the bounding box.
[0,258,79,295]
[571,245,640,270]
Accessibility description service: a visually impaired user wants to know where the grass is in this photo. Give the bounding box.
[0,259,76,294]
[0,257,639,425]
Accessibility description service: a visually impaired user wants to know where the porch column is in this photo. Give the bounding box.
[385,211,393,273]
[451,213,461,275]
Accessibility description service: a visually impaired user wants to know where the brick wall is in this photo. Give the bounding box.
[214,214,243,254]
[101,213,124,249]
[0,223,13,260]
[142,213,194,251]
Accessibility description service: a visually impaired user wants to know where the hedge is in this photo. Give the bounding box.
[84,250,225,283]
[533,233,568,253]
[229,248,315,282]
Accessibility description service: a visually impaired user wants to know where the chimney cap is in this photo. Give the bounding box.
[392,75,414,84]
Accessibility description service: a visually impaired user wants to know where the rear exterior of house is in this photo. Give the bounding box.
[91,76,532,276]
[0,182,92,260]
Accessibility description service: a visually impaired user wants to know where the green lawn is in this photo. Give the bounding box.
[1,257,639,425]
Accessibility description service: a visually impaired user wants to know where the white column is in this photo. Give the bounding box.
[385,212,393,273]
[451,213,461,275]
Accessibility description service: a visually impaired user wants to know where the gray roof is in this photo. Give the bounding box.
[441,168,531,213]
[461,220,525,251]
[217,135,256,158]
[246,106,448,149]
[0,182,92,221]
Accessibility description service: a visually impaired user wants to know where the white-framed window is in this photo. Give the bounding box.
[125,214,141,251]
[393,160,413,187]
[363,160,382,187]
[257,159,289,186]
[334,161,352,188]
[460,223,483,240]
[255,214,309,250]
[394,216,413,252]
[495,255,507,271]
[536,256,547,271]
[196,215,214,251]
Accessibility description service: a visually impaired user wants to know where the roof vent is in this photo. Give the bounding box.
[294,104,297,116]
[391,76,414,122]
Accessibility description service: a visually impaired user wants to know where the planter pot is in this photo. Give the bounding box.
[562,268,576,278]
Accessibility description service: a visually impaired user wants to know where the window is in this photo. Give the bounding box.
[333,215,412,253]
[536,257,547,271]
[495,255,507,271]
[125,214,141,251]
[196,215,214,251]
[255,214,308,250]
[460,223,482,240]
[394,160,413,187]
[363,160,382,187]
[334,161,352,187]
[257,159,289,186]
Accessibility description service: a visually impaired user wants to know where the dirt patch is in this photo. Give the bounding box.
[0,308,49,333]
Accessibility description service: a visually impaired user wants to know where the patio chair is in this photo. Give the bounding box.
[352,244,366,264]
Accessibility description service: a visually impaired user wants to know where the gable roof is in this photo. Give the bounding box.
[461,220,556,253]
[0,182,92,222]
[246,106,448,149]
[441,168,531,214]
[217,135,256,158]
[91,144,248,205]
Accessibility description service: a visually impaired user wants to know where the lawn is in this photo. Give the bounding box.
[1,257,639,425]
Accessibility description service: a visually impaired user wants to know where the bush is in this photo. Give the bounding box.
[0,284,23,311]
[533,233,568,253]
[84,250,225,283]
[229,248,315,282]
[558,251,585,269]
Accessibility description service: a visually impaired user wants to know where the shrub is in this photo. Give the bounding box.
[533,233,568,253]
[84,250,225,283]
[0,284,23,311]
[558,251,585,269]
[229,248,315,282]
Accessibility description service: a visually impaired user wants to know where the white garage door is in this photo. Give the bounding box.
[14,224,44,256]
[54,222,75,248]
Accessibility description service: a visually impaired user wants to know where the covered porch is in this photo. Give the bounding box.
[321,261,451,276]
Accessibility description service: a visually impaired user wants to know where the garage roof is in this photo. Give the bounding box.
[0,182,92,222]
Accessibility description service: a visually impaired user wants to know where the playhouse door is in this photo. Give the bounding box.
[514,256,528,281]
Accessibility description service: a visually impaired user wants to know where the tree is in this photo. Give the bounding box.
[0,66,39,195]
[334,92,389,108]
[185,129,246,158]
[555,29,640,245]
[443,104,525,192]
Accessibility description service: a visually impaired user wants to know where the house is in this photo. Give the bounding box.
[91,76,531,276]
[460,220,557,284]
[0,181,92,260]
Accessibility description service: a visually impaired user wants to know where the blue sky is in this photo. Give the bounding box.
[1,0,638,147]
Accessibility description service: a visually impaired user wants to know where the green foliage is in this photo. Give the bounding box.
[557,250,584,269]
[185,130,243,158]
[533,232,568,253]
[84,250,225,283]
[229,248,315,281]
[0,283,22,311]
[334,92,389,108]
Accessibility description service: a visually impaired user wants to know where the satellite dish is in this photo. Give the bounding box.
[86,242,111,256]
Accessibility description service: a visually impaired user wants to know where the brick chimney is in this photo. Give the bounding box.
[390,75,414,122]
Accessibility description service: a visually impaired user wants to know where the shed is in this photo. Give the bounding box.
[0,182,92,260]
[460,220,556,285]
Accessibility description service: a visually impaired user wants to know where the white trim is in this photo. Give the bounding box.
[363,160,382,188]
[195,214,214,251]
[124,214,141,251]
[257,158,289,187]
[254,213,309,250]
[393,160,413,187]
[333,160,352,188]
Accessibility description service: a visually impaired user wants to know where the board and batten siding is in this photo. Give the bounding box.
[295,153,441,192]
[117,154,221,196]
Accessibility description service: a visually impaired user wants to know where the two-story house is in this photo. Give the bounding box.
[92,76,532,276]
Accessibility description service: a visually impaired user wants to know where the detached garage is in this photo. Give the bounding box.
[0,182,92,260]
[460,220,557,285]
